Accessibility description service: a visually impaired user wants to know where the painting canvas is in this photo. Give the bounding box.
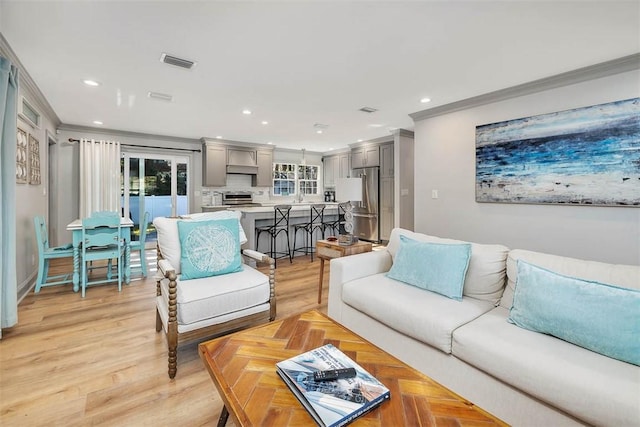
[476,98,640,207]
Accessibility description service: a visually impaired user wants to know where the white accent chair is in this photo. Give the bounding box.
[153,212,276,379]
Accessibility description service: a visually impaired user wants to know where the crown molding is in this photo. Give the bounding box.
[410,53,640,122]
[0,32,61,126]
[390,128,414,138]
[58,123,201,147]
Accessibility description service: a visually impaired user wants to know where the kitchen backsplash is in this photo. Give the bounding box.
[202,174,323,206]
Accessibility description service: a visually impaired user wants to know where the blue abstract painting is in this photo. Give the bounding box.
[476,98,640,206]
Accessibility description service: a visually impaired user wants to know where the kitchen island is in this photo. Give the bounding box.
[229,203,339,253]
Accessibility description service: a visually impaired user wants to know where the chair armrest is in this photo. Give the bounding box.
[158,259,176,278]
[328,249,393,322]
[242,249,273,265]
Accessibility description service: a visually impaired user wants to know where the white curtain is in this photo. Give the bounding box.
[0,55,19,338]
[79,138,121,218]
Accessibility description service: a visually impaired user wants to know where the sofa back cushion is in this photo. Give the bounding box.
[154,210,246,275]
[509,260,640,365]
[501,249,640,309]
[387,228,509,304]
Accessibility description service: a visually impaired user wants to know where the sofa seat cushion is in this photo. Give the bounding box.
[452,306,640,426]
[342,273,495,353]
[159,266,270,327]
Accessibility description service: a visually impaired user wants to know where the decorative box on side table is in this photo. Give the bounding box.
[316,239,372,303]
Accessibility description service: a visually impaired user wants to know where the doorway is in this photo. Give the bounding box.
[121,153,189,245]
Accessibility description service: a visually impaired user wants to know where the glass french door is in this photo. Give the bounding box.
[121,153,189,245]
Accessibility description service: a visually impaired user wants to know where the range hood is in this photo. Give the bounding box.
[226,165,258,174]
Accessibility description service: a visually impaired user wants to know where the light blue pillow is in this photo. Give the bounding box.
[387,235,471,301]
[509,260,640,366]
[177,218,242,280]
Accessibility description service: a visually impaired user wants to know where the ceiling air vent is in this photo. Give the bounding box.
[359,106,378,113]
[160,53,197,70]
[148,91,173,102]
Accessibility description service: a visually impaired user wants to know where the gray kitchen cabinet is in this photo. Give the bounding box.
[380,176,394,241]
[351,144,379,168]
[253,149,273,187]
[202,143,226,187]
[380,143,394,178]
[338,152,351,178]
[323,155,337,188]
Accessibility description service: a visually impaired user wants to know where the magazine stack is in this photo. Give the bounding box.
[276,343,390,427]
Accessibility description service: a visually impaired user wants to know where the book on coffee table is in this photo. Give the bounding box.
[276,343,390,427]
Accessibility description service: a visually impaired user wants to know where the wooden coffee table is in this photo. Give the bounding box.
[199,310,507,426]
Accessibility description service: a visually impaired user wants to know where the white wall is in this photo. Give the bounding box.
[413,70,640,265]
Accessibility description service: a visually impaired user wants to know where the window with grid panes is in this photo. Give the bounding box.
[297,164,320,195]
[272,163,297,196]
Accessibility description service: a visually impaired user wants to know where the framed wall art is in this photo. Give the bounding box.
[16,127,28,184]
[476,97,639,207]
[28,134,41,185]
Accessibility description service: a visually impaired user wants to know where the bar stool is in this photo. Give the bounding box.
[292,204,326,261]
[255,204,292,266]
[323,201,350,238]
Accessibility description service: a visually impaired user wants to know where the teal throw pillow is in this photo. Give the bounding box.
[177,218,242,280]
[387,235,471,301]
[509,260,640,366]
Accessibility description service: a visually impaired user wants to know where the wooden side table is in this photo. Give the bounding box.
[316,239,372,303]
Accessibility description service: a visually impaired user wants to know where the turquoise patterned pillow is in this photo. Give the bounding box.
[177,218,242,280]
[387,235,471,301]
[509,260,640,365]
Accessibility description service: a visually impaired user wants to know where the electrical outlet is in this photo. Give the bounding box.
[431,190,439,199]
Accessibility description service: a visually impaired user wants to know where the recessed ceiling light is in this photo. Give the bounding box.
[420,97,431,103]
[369,124,383,128]
[216,136,223,139]
[93,120,103,125]
[242,109,252,115]
[267,141,273,145]
[83,79,101,87]
[316,130,323,134]
[357,139,363,142]
[261,121,269,125]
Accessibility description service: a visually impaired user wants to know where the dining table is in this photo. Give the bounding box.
[66,217,134,292]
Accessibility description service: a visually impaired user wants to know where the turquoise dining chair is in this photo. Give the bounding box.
[81,212,125,297]
[129,211,150,277]
[33,216,74,292]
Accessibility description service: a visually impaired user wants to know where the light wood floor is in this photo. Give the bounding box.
[0,252,330,426]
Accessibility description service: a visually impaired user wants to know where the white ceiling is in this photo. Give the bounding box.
[1,1,639,152]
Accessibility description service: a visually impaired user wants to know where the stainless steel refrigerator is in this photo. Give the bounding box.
[352,167,380,242]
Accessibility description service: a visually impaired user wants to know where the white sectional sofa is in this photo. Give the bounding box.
[327,228,640,426]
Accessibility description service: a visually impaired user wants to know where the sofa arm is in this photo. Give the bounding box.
[328,249,393,322]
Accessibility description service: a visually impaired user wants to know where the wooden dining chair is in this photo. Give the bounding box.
[33,216,74,292]
[129,211,150,277]
[81,213,125,297]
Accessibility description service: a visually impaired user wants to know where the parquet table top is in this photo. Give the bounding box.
[199,310,508,427]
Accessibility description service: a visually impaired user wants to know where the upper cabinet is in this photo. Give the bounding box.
[323,151,351,188]
[253,149,273,187]
[202,144,227,187]
[380,143,394,178]
[351,144,379,168]
[202,140,273,187]
[323,156,337,188]
[338,152,351,178]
